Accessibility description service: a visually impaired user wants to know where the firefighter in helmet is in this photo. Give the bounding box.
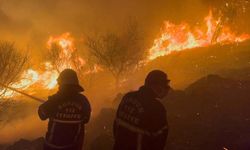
[38,69,91,150]
[113,70,170,150]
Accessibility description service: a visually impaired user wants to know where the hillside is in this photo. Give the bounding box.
[140,40,250,89]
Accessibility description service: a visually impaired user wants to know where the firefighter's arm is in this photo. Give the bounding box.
[153,126,168,150]
[113,94,127,138]
[150,104,168,150]
[38,96,55,120]
[82,97,91,123]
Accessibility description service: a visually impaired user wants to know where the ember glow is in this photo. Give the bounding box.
[148,10,250,60]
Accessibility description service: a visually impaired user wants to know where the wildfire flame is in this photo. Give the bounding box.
[148,10,250,60]
[1,33,87,98]
[47,32,84,71]
[2,10,250,98]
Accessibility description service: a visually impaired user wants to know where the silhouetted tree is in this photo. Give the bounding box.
[86,19,146,87]
[0,41,27,97]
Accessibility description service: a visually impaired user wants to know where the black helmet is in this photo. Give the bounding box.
[145,70,170,87]
[57,69,84,92]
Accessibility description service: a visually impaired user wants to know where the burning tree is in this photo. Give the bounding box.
[47,33,87,76]
[47,43,64,73]
[86,20,146,87]
[46,33,101,89]
[47,43,84,73]
[0,41,27,97]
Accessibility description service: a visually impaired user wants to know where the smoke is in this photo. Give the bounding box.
[0,0,249,53]
[0,99,47,144]
[0,114,46,144]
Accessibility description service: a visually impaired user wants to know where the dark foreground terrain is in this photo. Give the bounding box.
[1,74,250,150]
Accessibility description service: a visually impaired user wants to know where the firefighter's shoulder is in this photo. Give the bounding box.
[76,93,91,110]
[120,91,138,104]
[40,93,59,108]
[76,93,90,103]
[47,93,59,101]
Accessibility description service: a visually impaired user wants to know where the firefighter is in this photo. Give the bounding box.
[38,69,91,150]
[113,70,170,150]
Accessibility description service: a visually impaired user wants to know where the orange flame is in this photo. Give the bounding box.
[47,32,82,71]
[148,10,250,60]
[0,33,89,98]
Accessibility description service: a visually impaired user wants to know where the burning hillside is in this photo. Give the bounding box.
[1,10,250,99]
[148,10,250,60]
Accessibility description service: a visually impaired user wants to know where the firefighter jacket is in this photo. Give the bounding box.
[38,90,91,150]
[113,86,168,150]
